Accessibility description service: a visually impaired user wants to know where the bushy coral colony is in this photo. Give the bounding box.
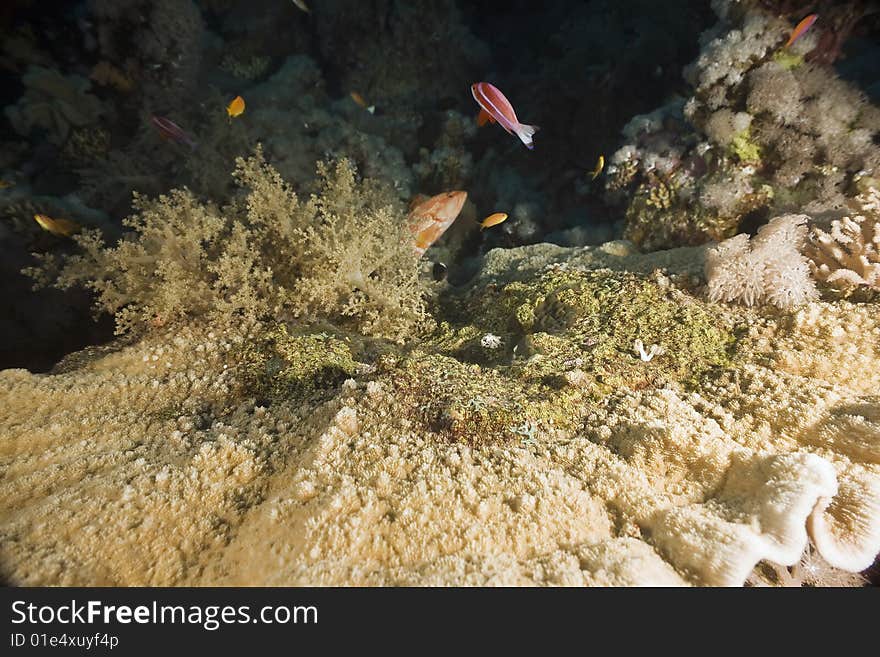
[1,0,879,587]
[606,0,880,252]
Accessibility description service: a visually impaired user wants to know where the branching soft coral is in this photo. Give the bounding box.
[25,146,431,342]
[705,214,819,309]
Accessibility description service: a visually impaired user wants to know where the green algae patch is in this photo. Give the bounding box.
[392,351,589,445]
[413,267,738,443]
[772,49,804,70]
[729,128,762,164]
[511,270,734,389]
[235,324,358,403]
[440,267,736,388]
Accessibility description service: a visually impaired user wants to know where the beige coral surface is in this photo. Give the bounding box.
[1,243,879,586]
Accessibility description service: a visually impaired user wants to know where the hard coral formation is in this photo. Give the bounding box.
[88,0,205,109]
[26,147,429,342]
[606,0,880,251]
[2,241,879,586]
[806,187,880,297]
[4,66,103,145]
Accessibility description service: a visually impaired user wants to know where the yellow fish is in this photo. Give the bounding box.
[479,212,508,230]
[34,214,81,237]
[226,95,245,119]
[0,179,13,189]
[292,0,310,14]
[590,154,604,180]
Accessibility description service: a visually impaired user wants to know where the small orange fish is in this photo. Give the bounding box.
[407,191,467,255]
[479,212,508,230]
[350,91,376,114]
[227,95,245,119]
[0,179,13,190]
[34,214,80,237]
[785,14,818,49]
[589,154,604,180]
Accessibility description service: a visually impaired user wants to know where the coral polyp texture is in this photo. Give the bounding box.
[806,186,880,296]
[3,239,880,586]
[705,213,818,309]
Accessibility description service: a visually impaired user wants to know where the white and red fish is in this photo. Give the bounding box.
[471,82,539,150]
[150,115,198,150]
[406,191,467,256]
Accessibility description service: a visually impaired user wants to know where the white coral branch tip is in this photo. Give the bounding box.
[633,339,664,362]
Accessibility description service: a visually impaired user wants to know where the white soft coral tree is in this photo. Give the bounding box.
[26,146,431,342]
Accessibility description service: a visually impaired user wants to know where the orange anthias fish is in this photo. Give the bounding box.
[350,91,376,114]
[471,81,539,150]
[479,212,508,230]
[785,14,818,49]
[34,214,80,237]
[406,191,467,255]
[227,95,245,119]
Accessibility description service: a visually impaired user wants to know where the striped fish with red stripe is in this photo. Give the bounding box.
[471,82,539,150]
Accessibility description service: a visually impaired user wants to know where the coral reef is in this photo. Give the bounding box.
[605,0,880,251]
[806,186,880,297]
[705,213,819,309]
[311,0,489,109]
[2,0,880,590]
[2,240,879,586]
[88,0,205,110]
[26,147,429,342]
[4,66,103,145]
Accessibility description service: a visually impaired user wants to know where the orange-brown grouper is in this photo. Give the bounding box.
[406,191,467,256]
[471,81,539,150]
